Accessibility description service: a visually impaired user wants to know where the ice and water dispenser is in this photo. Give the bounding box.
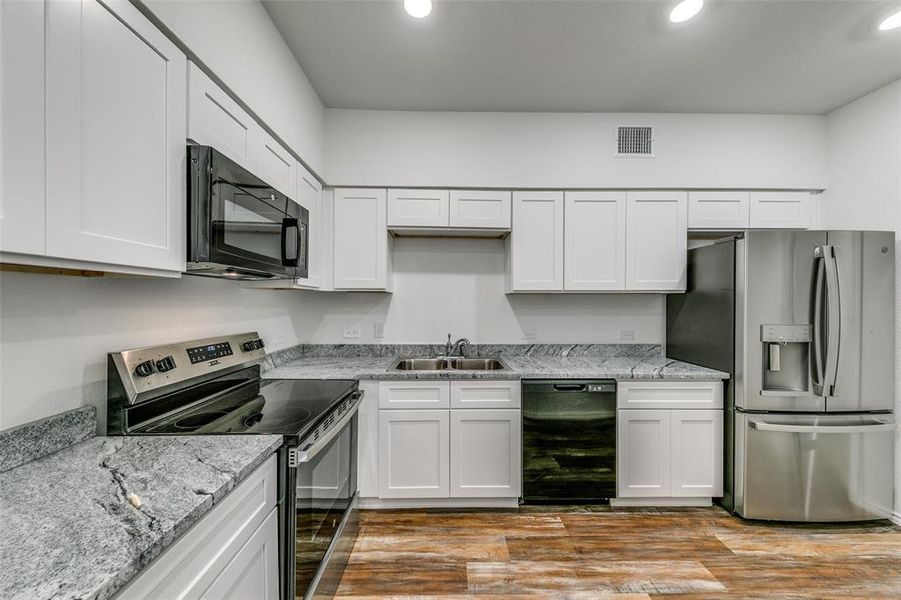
[760,324,811,394]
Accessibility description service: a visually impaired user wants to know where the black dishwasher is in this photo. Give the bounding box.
[522,380,617,503]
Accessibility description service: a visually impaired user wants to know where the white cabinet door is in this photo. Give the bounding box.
[0,0,46,255]
[187,62,255,171]
[450,381,521,409]
[450,409,521,498]
[749,191,811,229]
[295,164,321,289]
[564,191,627,291]
[387,189,449,227]
[379,410,450,498]
[379,381,450,410]
[252,130,296,200]
[617,409,671,498]
[670,410,723,498]
[625,191,687,291]
[200,509,279,600]
[449,190,512,229]
[688,191,750,230]
[45,0,185,272]
[333,188,390,290]
[509,191,564,291]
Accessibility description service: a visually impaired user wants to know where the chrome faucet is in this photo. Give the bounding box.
[443,333,471,357]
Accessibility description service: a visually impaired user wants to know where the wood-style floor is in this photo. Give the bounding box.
[335,506,901,599]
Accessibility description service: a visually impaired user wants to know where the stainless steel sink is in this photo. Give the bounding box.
[391,357,508,371]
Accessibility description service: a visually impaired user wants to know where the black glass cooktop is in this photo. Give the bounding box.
[133,378,357,438]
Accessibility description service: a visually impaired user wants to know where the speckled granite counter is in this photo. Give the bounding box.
[263,344,729,381]
[0,431,282,600]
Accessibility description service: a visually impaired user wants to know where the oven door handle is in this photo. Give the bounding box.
[290,390,364,465]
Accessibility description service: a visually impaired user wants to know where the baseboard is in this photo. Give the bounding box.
[610,497,713,508]
[359,497,520,509]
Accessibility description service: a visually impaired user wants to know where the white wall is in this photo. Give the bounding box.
[0,272,308,431]
[289,237,664,344]
[141,0,326,175]
[325,110,827,189]
[819,78,901,521]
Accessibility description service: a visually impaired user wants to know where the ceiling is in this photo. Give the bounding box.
[263,0,901,114]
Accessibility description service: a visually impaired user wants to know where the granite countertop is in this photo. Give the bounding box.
[263,346,729,381]
[0,423,283,600]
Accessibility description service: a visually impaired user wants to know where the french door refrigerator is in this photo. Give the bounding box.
[666,230,895,521]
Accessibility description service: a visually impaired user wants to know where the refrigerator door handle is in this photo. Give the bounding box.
[811,250,826,394]
[822,245,841,396]
[749,419,894,434]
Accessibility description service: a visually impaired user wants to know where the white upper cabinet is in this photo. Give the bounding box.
[508,191,565,291]
[625,191,687,292]
[1,0,46,256]
[333,188,391,290]
[749,191,811,229]
[688,191,750,229]
[449,190,512,229]
[387,189,450,228]
[295,164,321,289]
[252,130,297,200]
[44,0,186,272]
[564,191,627,291]
[187,62,255,171]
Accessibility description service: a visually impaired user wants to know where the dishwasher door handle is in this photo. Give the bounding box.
[553,384,586,392]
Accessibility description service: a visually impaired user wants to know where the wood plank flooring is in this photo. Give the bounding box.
[335,506,901,599]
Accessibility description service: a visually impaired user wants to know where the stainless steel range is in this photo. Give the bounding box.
[107,332,362,600]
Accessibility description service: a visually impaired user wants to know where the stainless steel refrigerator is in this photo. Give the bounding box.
[666,230,895,521]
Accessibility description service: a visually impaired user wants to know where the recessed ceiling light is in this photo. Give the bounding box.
[670,0,704,23]
[404,0,432,19]
[878,9,901,31]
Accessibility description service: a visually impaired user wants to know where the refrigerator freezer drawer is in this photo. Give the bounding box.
[735,413,895,522]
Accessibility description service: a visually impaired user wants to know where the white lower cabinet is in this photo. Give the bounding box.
[378,409,450,498]
[616,382,723,500]
[450,409,521,498]
[375,381,522,502]
[617,409,671,498]
[116,454,279,599]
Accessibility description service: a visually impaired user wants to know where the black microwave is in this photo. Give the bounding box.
[187,145,308,280]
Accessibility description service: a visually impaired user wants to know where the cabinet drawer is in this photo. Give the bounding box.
[617,381,723,409]
[379,381,450,409]
[116,453,277,599]
[450,381,521,409]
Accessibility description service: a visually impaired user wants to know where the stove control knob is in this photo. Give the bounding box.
[242,339,265,352]
[134,360,155,377]
[156,355,176,373]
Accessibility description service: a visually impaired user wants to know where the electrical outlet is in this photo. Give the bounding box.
[619,329,635,342]
[523,330,537,340]
[273,332,287,345]
[373,321,385,339]
[342,326,361,340]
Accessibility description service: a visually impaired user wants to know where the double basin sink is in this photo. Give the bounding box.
[392,357,508,371]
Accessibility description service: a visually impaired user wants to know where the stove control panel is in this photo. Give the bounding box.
[109,332,267,404]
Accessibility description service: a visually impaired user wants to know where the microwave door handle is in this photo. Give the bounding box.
[281,217,299,267]
[822,245,841,396]
[811,252,826,395]
[290,390,364,465]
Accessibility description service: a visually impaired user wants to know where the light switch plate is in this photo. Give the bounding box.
[373,321,385,338]
[342,326,361,340]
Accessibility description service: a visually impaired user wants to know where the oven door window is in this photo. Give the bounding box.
[295,418,354,596]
